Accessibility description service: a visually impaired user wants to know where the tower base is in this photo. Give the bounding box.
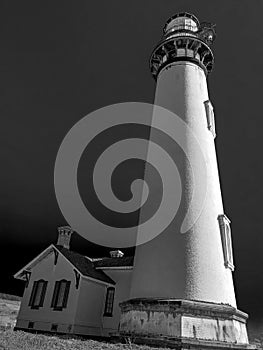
[119,299,256,349]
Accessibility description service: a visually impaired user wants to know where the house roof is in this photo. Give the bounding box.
[55,246,116,285]
[93,256,134,268]
[14,244,133,286]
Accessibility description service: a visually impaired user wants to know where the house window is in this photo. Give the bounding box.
[51,324,58,332]
[28,321,34,329]
[218,214,234,271]
[28,280,48,309]
[204,100,216,138]
[104,287,115,317]
[51,280,71,311]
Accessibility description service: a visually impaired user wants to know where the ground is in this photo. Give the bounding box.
[0,295,166,349]
[0,330,167,350]
[0,294,21,330]
[0,295,261,350]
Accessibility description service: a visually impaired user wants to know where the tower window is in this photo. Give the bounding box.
[28,279,48,309]
[104,287,115,317]
[51,280,71,311]
[218,214,234,271]
[204,100,216,138]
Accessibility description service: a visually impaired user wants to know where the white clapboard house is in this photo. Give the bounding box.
[14,226,133,337]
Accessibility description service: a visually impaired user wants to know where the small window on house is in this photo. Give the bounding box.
[104,287,115,317]
[218,214,234,271]
[204,100,216,138]
[28,280,48,309]
[51,324,58,332]
[28,321,34,329]
[51,280,71,311]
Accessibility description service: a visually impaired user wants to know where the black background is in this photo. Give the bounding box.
[1,0,263,331]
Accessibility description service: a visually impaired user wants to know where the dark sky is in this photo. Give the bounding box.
[1,0,263,329]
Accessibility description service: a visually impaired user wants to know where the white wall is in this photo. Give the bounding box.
[130,61,237,307]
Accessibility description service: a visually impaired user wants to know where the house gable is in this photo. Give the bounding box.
[14,244,115,286]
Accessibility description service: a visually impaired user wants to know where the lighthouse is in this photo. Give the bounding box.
[119,13,255,349]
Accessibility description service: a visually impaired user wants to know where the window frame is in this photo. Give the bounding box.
[28,321,34,329]
[51,279,71,311]
[218,214,235,271]
[204,100,216,138]
[103,287,115,317]
[51,324,58,332]
[28,279,48,309]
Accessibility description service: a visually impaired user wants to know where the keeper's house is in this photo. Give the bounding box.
[14,226,133,337]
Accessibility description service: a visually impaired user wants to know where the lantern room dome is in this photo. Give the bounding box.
[164,12,199,34]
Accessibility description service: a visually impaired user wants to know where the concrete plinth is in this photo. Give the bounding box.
[119,299,256,349]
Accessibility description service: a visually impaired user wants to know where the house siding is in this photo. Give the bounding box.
[16,249,80,333]
[102,270,132,336]
[15,248,133,338]
[73,278,106,336]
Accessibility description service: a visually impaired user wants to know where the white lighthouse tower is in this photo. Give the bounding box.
[120,13,255,349]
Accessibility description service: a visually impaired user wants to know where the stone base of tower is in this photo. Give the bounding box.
[119,299,256,349]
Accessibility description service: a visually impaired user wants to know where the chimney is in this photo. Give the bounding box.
[109,250,124,258]
[57,226,73,249]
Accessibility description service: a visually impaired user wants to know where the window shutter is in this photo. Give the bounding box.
[51,281,60,308]
[28,281,37,306]
[62,281,71,308]
[39,281,48,307]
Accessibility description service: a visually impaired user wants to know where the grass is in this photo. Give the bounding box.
[0,296,165,349]
[0,329,262,350]
[248,328,263,350]
[0,330,166,350]
[0,294,261,349]
[0,293,21,302]
[0,297,20,329]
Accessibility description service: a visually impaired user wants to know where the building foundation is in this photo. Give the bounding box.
[119,299,256,349]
